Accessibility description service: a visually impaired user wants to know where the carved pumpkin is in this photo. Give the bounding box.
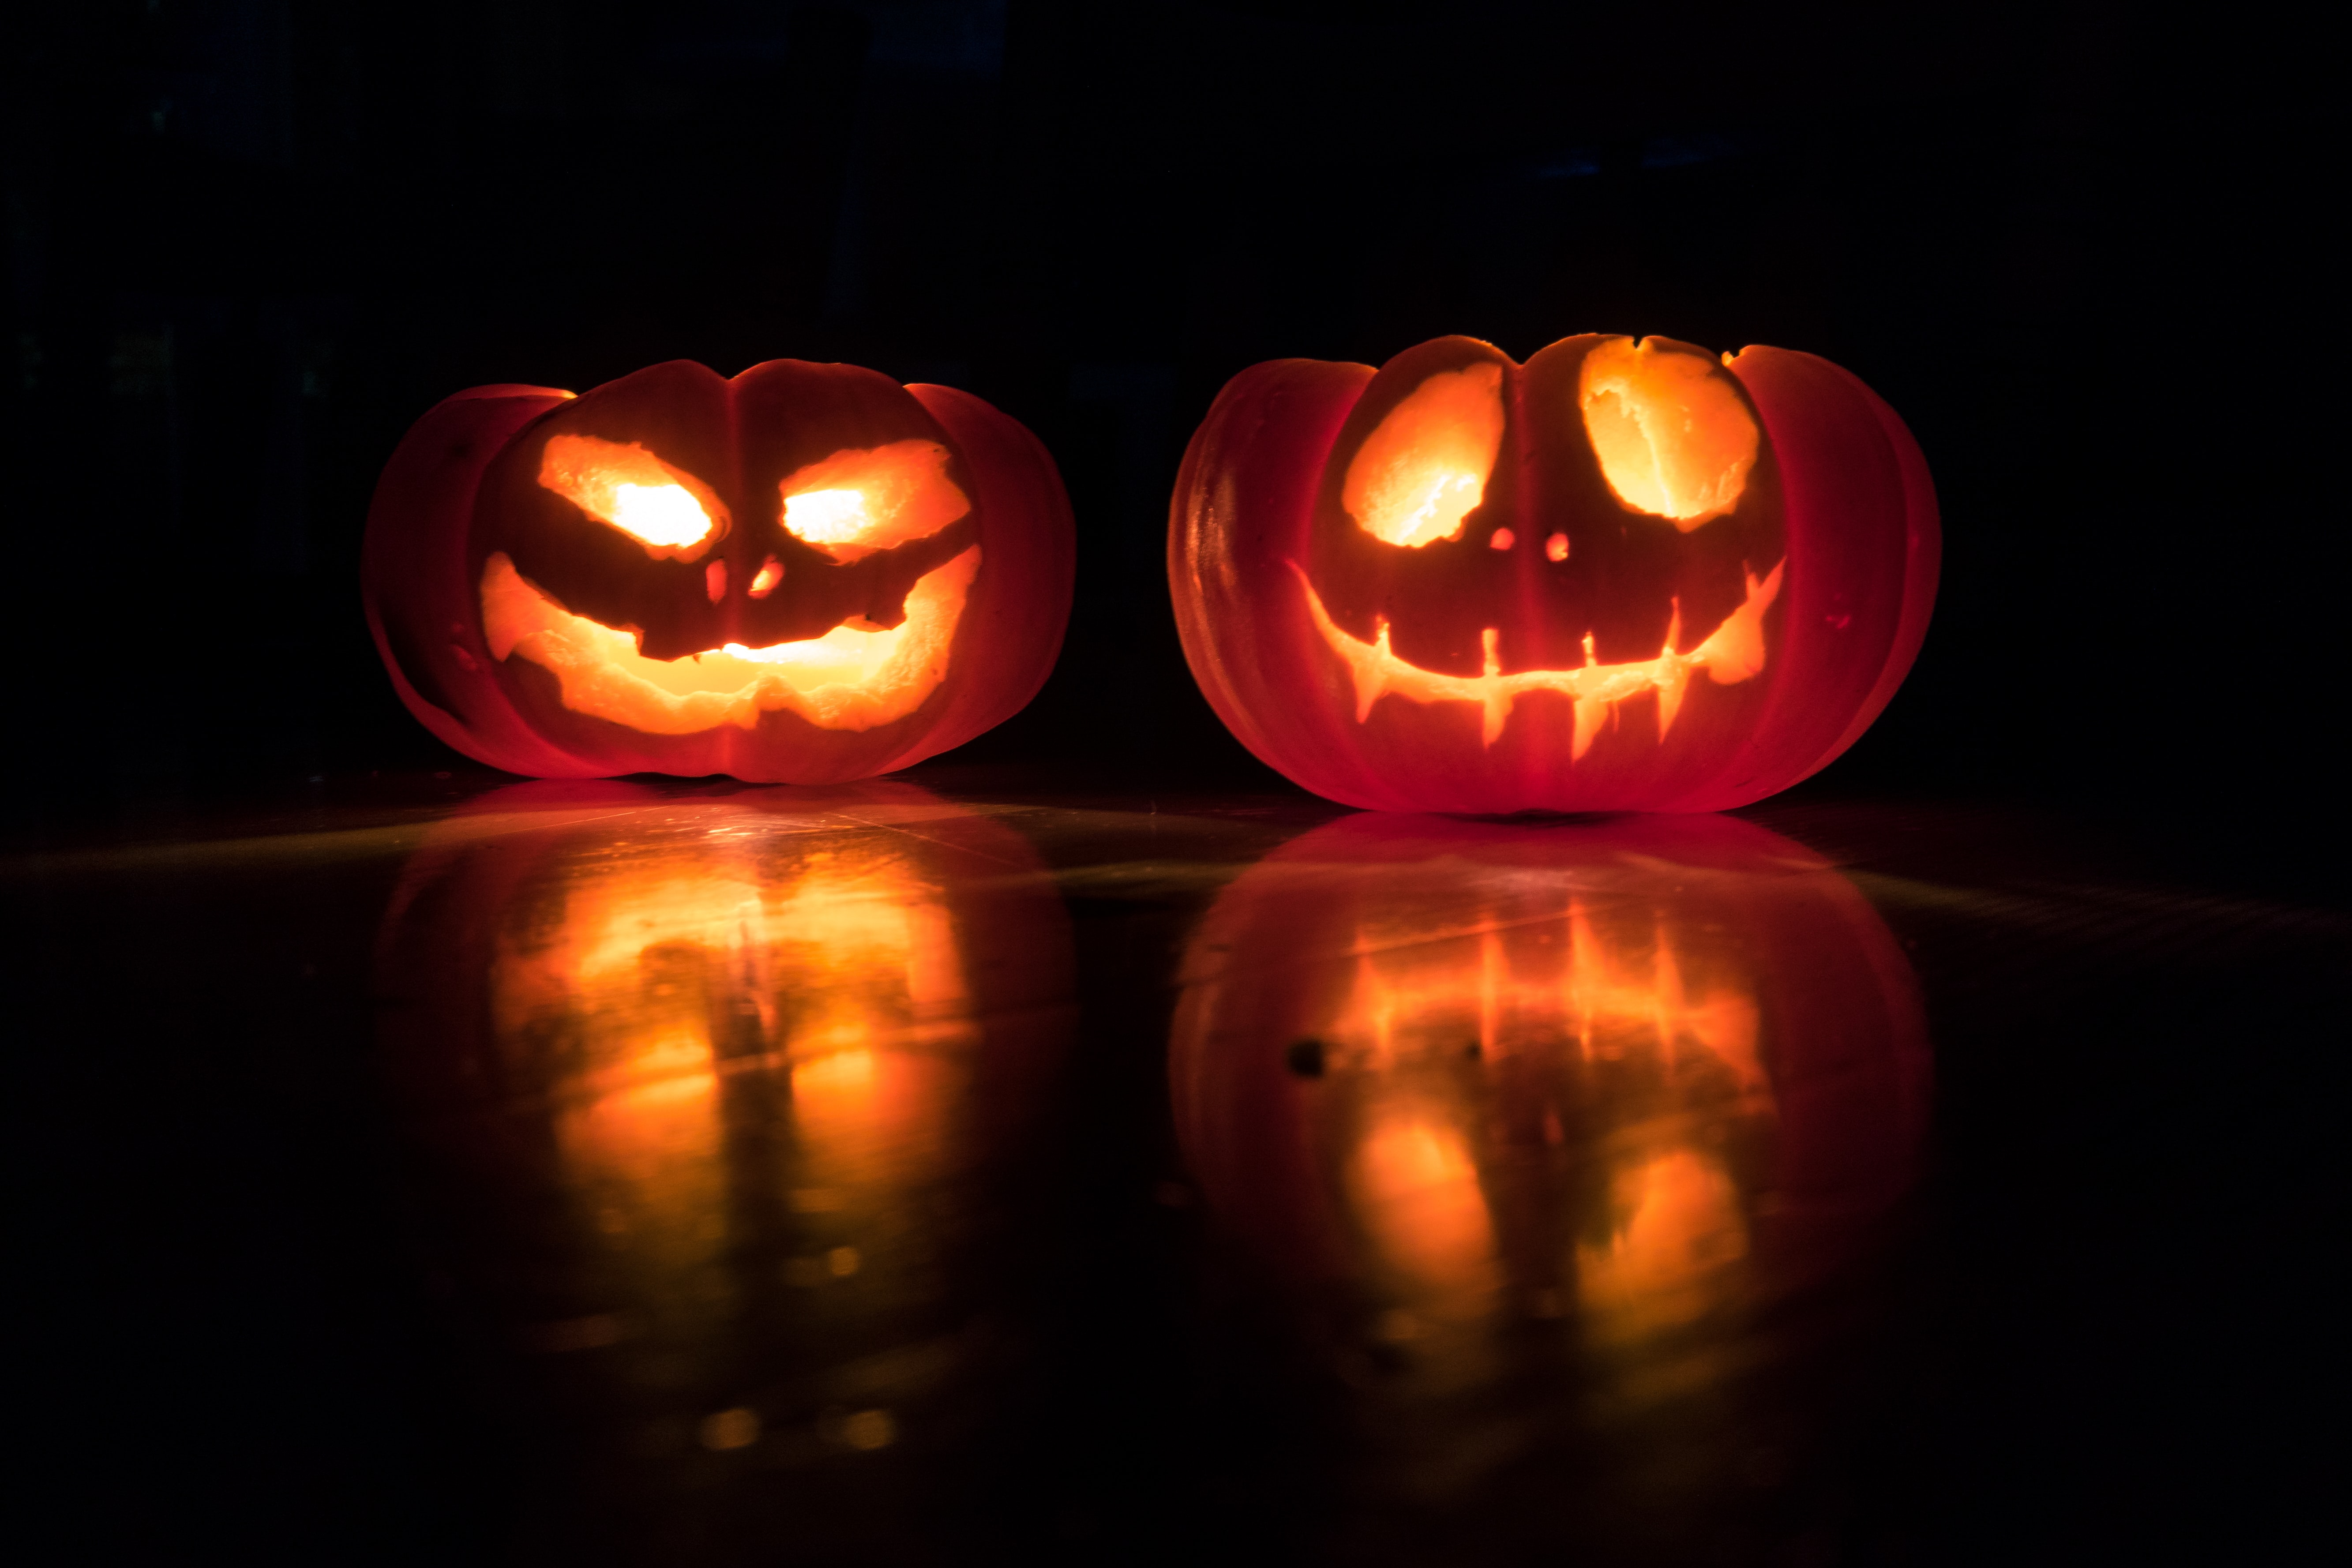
[375,781,1073,1504]
[1170,812,1928,1382]
[365,360,1075,782]
[1170,335,1938,812]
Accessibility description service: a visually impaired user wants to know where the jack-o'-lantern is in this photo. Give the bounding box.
[374,781,1072,1536]
[1170,335,1938,812]
[365,360,1075,782]
[1170,813,1928,1528]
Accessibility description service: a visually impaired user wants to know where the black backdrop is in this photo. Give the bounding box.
[2,1,2335,822]
[3,10,2344,1567]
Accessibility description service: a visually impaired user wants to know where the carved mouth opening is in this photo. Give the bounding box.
[480,547,981,736]
[1294,559,1783,755]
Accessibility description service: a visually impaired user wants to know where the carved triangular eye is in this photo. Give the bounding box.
[1343,363,1506,548]
[538,434,725,558]
[1577,339,1757,529]
[780,439,969,563]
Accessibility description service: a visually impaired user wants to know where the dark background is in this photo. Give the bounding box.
[2,0,2337,822]
[4,5,2341,1566]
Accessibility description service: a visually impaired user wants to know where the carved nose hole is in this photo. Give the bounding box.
[705,559,727,602]
[1545,532,1570,562]
[748,555,783,599]
[1488,527,1515,551]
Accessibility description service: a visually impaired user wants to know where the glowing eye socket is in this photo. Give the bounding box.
[779,439,969,563]
[609,482,712,548]
[780,488,869,544]
[1343,362,1507,548]
[538,434,722,555]
[1576,339,1758,529]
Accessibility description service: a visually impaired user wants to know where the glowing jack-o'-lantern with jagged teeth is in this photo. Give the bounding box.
[1171,334,1939,814]
[366,358,1074,783]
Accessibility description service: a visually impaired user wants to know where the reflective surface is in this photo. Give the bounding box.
[9,776,2340,1564]
[1170,814,1927,1560]
[375,782,1072,1560]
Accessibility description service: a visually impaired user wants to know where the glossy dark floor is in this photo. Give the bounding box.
[9,773,2337,1566]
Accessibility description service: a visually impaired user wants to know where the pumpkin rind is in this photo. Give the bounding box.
[365,362,1074,783]
[1169,338,1937,813]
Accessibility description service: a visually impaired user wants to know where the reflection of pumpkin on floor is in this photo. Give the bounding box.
[503,829,978,1369]
[375,781,1072,1501]
[1169,810,1929,1399]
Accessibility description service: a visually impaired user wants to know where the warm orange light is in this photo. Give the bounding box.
[792,1047,958,1196]
[783,489,869,544]
[1577,1148,1749,1336]
[1577,338,1758,528]
[480,546,980,734]
[1352,1110,1498,1305]
[1300,883,1773,1349]
[1293,557,1782,751]
[779,439,970,563]
[1342,363,1507,548]
[486,828,979,1328]
[748,555,784,598]
[538,433,724,555]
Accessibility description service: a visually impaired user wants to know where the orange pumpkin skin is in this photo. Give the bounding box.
[1169,337,1938,813]
[364,361,1074,782]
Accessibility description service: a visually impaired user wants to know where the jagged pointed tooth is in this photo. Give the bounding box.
[1350,619,1391,720]
[1657,667,1688,739]
[1483,692,1510,747]
[1572,696,1607,760]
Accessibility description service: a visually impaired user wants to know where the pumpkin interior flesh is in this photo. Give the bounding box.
[540,434,722,553]
[1291,556,1783,753]
[480,547,980,735]
[1577,339,1758,528]
[779,439,969,563]
[1342,363,1507,547]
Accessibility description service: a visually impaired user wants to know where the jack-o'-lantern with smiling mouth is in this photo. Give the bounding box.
[365,359,1075,782]
[1170,334,1937,813]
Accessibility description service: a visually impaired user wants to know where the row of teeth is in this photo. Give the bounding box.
[1292,560,1784,753]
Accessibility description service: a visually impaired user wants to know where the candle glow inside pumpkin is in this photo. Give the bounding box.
[1303,340,1778,754]
[481,435,982,735]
